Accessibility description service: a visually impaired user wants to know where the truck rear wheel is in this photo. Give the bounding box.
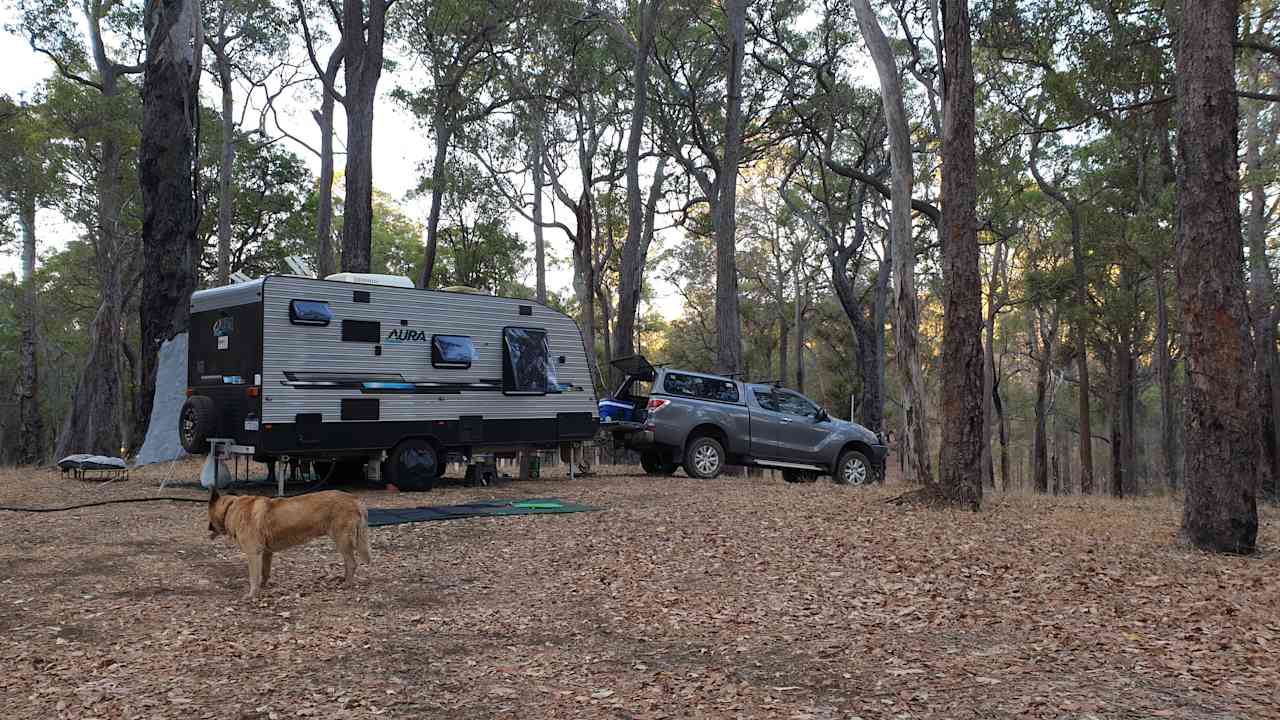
[179,396,216,455]
[640,451,676,476]
[683,436,724,479]
[386,439,441,491]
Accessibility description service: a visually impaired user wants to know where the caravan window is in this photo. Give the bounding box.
[432,335,475,369]
[289,300,332,326]
[502,327,556,394]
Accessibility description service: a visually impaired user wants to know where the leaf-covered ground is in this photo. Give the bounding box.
[1,459,1277,719]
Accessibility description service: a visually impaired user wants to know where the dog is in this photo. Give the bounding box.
[207,489,372,598]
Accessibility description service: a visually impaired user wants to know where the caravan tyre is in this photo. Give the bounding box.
[387,439,441,491]
[179,396,216,455]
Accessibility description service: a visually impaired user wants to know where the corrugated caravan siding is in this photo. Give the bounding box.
[260,277,598,424]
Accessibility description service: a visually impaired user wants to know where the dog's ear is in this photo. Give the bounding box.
[209,488,219,504]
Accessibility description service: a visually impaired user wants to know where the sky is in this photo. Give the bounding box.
[0,6,687,319]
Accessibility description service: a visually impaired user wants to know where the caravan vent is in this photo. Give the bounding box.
[353,290,371,303]
[342,319,381,343]
[325,272,415,288]
[518,305,533,316]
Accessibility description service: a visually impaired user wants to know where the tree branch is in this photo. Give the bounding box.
[823,157,940,226]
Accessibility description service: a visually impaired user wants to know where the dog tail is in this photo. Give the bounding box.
[356,504,372,565]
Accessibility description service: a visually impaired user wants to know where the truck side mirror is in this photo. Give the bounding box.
[815,407,829,422]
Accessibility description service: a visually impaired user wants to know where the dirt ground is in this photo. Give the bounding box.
[0,459,1277,720]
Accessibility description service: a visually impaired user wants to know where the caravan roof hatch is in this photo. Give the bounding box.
[611,355,656,382]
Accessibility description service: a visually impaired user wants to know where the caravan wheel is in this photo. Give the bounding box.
[387,439,442,491]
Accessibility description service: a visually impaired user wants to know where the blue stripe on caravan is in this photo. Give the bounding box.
[361,382,417,392]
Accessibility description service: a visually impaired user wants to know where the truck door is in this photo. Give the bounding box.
[747,387,784,459]
[774,391,832,464]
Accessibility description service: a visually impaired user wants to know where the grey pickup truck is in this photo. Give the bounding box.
[600,356,888,484]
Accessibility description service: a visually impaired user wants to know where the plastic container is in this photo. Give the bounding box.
[598,399,634,423]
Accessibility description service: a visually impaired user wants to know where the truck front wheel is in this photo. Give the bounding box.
[683,436,725,479]
[834,449,872,486]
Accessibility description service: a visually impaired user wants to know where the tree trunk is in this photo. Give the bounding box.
[1175,0,1259,554]
[853,0,931,483]
[995,371,1010,489]
[1244,68,1280,498]
[794,269,805,393]
[713,0,747,376]
[866,251,890,433]
[778,320,789,384]
[419,115,453,287]
[981,239,1005,489]
[1032,309,1051,494]
[1029,141,1096,496]
[214,43,234,286]
[340,0,389,275]
[572,190,600,387]
[342,85,375,273]
[1155,266,1177,488]
[531,118,547,304]
[1108,339,1133,499]
[598,284,614,372]
[138,0,200,452]
[16,202,43,464]
[936,0,983,510]
[314,94,337,278]
[614,0,662,366]
[307,29,344,279]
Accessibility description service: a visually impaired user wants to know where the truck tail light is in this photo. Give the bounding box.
[247,386,260,398]
[647,398,670,412]
[185,388,194,397]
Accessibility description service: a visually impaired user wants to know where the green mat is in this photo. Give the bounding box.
[367,497,600,528]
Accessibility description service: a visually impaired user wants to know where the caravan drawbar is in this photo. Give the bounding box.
[180,275,600,489]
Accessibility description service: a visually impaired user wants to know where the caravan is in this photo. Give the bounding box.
[179,274,599,489]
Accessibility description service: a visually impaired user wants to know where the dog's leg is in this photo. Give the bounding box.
[356,518,372,565]
[247,550,264,599]
[340,543,357,583]
[262,551,273,588]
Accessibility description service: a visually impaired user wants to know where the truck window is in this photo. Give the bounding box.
[777,391,818,418]
[289,299,332,326]
[432,335,475,369]
[753,389,780,412]
[503,327,556,394]
[663,373,740,403]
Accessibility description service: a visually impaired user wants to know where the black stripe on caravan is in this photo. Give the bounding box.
[257,412,598,455]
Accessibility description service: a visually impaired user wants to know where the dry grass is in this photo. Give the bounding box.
[1,458,1277,719]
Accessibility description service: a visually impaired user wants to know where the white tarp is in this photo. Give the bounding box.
[134,332,189,466]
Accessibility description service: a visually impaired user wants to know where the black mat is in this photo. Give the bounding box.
[367,497,600,528]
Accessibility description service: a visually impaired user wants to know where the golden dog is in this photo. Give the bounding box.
[207,489,372,598]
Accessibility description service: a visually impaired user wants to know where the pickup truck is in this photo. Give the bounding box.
[600,356,888,484]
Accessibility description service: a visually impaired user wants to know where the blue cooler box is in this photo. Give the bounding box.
[598,399,635,423]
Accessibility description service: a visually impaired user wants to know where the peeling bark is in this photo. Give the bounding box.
[852,0,931,481]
